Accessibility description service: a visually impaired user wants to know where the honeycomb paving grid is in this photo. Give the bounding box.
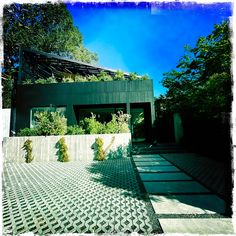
[3,158,162,235]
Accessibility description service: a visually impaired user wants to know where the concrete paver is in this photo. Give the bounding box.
[144,181,210,194]
[135,160,172,166]
[2,159,162,235]
[137,165,180,172]
[140,172,192,181]
[159,218,234,234]
[150,194,227,214]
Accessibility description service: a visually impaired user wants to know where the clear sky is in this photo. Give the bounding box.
[66,2,232,97]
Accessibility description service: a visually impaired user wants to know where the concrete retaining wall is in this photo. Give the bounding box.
[3,133,131,163]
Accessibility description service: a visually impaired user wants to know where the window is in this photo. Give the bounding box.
[30,106,66,127]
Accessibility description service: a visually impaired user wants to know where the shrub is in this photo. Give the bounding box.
[17,127,38,136]
[81,113,105,134]
[105,114,120,133]
[116,111,131,133]
[34,111,67,136]
[114,70,126,80]
[129,72,140,81]
[95,137,105,161]
[67,125,85,135]
[22,139,34,163]
[97,71,113,81]
[57,137,69,162]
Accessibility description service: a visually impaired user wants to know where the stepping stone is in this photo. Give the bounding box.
[134,157,166,162]
[133,154,162,158]
[135,161,172,166]
[140,172,192,181]
[149,194,227,215]
[137,166,180,173]
[144,181,210,194]
[159,218,234,234]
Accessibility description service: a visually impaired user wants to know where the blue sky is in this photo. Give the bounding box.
[66,2,232,97]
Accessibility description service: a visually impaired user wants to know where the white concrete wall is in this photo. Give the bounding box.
[2,133,131,163]
[2,109,11,137]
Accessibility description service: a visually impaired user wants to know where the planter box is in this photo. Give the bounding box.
[3,133,131,163]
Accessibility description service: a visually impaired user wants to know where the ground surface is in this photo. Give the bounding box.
[3,151,234,235]
[2,158,162,235]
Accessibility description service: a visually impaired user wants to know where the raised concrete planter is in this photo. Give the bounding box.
[3,133,131,163]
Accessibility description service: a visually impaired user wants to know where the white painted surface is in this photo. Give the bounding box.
[3,133,131,163]
[2,109,11,137]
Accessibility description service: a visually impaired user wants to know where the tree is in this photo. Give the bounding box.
[2,3,98,107]
[161,20,231,117]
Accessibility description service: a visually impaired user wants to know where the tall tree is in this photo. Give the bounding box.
[161,20,231,117]
[2,3,98,107]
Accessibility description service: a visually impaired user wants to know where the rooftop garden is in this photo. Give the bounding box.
[22,70,150,85]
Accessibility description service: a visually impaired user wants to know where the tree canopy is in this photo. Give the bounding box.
[161,20,232,117]
[2,3,98,107]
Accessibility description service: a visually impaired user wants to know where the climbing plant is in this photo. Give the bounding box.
[57,137,70,162]
[22,139,34,163]
[95,137,105,161]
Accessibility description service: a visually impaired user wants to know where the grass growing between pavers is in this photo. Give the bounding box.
[2,158,163,235]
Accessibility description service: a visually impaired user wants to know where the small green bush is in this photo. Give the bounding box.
[57,137,69,162]
[34,111,67,136]
[17,127,38,136]
[114,70,126,80]
[97,71,113,81]
[67,125,85,135]
[22,139,34,163]
[95,137,105,161]
[81,113,105,134]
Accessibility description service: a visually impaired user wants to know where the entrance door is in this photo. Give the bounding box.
[131,108,146,142]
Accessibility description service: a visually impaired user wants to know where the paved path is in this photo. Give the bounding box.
[2,159,162,235]
[133,153,234,234]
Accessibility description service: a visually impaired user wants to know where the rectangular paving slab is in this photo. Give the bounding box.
[134,157,166,162]
[137,165,180,173]
[149,194,227,214]
[135,161,172,166]
[140,172,192,181]
[144,181,210,194]
[159,218,234,234]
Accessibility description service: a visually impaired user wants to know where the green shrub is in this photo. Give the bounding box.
[57,137,69,162]
[129,72,140,81]
[81,113,105,134]
[67,125,85,135]
[105,114,120,133]
[17,127,38,136]
[116,111,131,133]
[140,74,150,80]
[97,71,113,81]
[95,137,105,161]
[114,70,126,80]
[22,139,34,163]
[34,111,67,136]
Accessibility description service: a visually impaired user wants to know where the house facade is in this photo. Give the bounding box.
[12,49,155,142]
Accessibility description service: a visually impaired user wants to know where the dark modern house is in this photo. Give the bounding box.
[12,48,155,142]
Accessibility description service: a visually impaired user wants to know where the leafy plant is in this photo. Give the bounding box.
[97,71,113,81]
[95,137,105,161]
[17,127,38,136]
[81,113,105,134]
[114,70,126,80]
[57,137,69,162]
[67,125,85,135]
[22,139,34,163]
[34,111,67,135]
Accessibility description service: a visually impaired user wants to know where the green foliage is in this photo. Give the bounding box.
[161,20,231,117]
[17,127,38,136]
[97,71,113,81]
[35,77,57,84]
[22,139,34,163]
[57,137,69,162]
[67,125,85,135]
[3,3,97,107]
[129,72,140,81]
[81,113,105,134]
[105,111,131,133]
[2,72,14,108]
[95,137,105,161]
[114,70,126,80]
[34,111,67,135]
